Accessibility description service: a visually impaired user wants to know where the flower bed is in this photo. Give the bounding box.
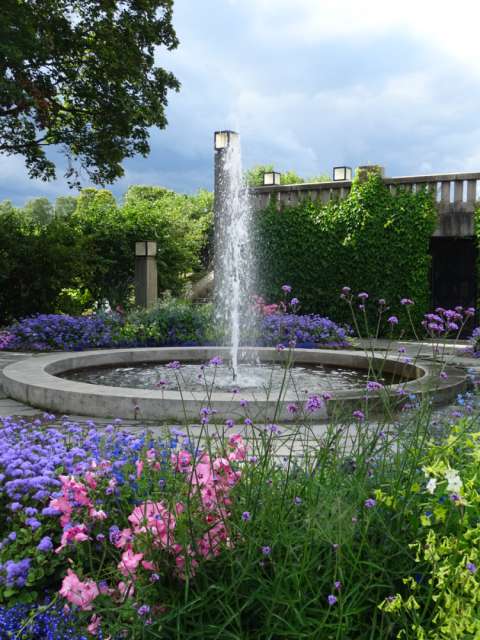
[0,369,478,638]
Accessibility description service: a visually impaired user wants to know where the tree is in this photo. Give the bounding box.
[22,197,54,225]
[54,196,78,218]
[245,164,329,187]
[0,0,179,187]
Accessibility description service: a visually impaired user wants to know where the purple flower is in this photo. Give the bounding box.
[440,371,448,380]
[261,546,271,556]
[466,561,477,574]
[334,580,342,591]
[244,418,253,426]
[400,298,414,306]
[387,316,398,325]
[327,594,337,606]
[364,498,377,509]
[287,403,298,414]
[290,298,299,306]
[225,419,235,428]
[209,356,223,366]
[341,287,351,295]
[137,605,151,616]
[293,496,302,505]
[352,410,365,421]
[240,399,248,407]
[25,517,41,530]
[282,284,292,293]
[378,299,386,306]
[37,536,53,553]
[358,292,369,300]
[242,511,251,521]
[366,381,384,392]
[306,395,324,412]
[166,360,181,370]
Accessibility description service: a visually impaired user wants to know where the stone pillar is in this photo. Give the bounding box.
[356,165,385,182]
[135,241,158,308]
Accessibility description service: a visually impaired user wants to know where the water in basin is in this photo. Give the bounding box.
[59,361,396,394]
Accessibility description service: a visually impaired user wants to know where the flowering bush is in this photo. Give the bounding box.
[260,312,351,348]
[1,314,123,352]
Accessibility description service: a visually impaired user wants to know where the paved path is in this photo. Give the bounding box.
[0,342,479,421]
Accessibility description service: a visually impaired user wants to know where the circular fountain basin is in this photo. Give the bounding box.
[1,347,467,422]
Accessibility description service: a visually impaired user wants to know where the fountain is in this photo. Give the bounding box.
[213,130,255,381]
[1,132,466,421]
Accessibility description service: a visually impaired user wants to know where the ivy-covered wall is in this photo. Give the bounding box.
[254,173,437,331]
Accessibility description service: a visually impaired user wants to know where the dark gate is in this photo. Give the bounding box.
[430,237,477,320]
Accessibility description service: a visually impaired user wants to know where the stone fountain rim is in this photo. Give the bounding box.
[1,346,466,421]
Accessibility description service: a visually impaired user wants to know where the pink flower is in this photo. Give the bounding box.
[117,580,135,599]
[56,524,90,553]
[87,614,102,635]
[89,508,107,520]
[118,548,144,577]
[136,459,144,479]
[114,528,133,549]
[59,569,99,611]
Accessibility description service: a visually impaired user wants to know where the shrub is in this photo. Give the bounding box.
[254,173,437,332]
[2,314,123,352]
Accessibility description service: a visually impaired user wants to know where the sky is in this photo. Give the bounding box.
[3,0,480,206]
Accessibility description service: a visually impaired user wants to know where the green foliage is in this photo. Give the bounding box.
[120,298,217,345]
[71,187,211,306]
[0,186,213,323]
[22,197,54,225]
[254,173,437,331]
[246,164,329,186]
[0,210,80,323]
[54,196,77,218]
[378,419,480,639]
[0,0,179,186]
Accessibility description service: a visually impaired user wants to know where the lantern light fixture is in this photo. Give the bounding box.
[214,130,238,150]
[333,166,352,181]
[263,171,282,186]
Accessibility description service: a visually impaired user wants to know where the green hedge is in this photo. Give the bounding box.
[254,173,437,330]
[0,187,212,324]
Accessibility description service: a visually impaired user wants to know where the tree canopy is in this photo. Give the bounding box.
[0,0,179,187]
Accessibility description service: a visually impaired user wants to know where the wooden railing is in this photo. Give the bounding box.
[250,171,480,236]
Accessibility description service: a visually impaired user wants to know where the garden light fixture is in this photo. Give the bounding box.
[214,130,238,150]
[333,166,352,181]
[263,171,282,186]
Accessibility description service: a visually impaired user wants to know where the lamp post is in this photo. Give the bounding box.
[135,241,158,308]
[263,171,282,186]
[333,166,352,181]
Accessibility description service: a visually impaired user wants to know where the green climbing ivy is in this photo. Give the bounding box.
[253,173,437,333]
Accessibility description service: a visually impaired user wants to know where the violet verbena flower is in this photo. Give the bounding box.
[358,292,369,300]
[364,498,377,508]
[366,381,384,392]
[261,546,271,556]
[242,511,251,522]
[166,360,181,370]
[209,356,223,366]
[290,298,299,306]
[327,595,337,606]
[282,284,292,293]
[466,561,477,574]
[352,410,365,421]
[306,395,324,412]
[400,298,414,306]
[388,316,398,325]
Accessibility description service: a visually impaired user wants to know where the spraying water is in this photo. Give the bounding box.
[214,132,255,380]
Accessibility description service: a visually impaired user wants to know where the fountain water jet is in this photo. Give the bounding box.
[214,131,256,380]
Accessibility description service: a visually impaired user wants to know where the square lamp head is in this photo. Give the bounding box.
[135,241,157,257]
[263,171,282,186]
[214,130,238,150]
[333,166,352,181]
